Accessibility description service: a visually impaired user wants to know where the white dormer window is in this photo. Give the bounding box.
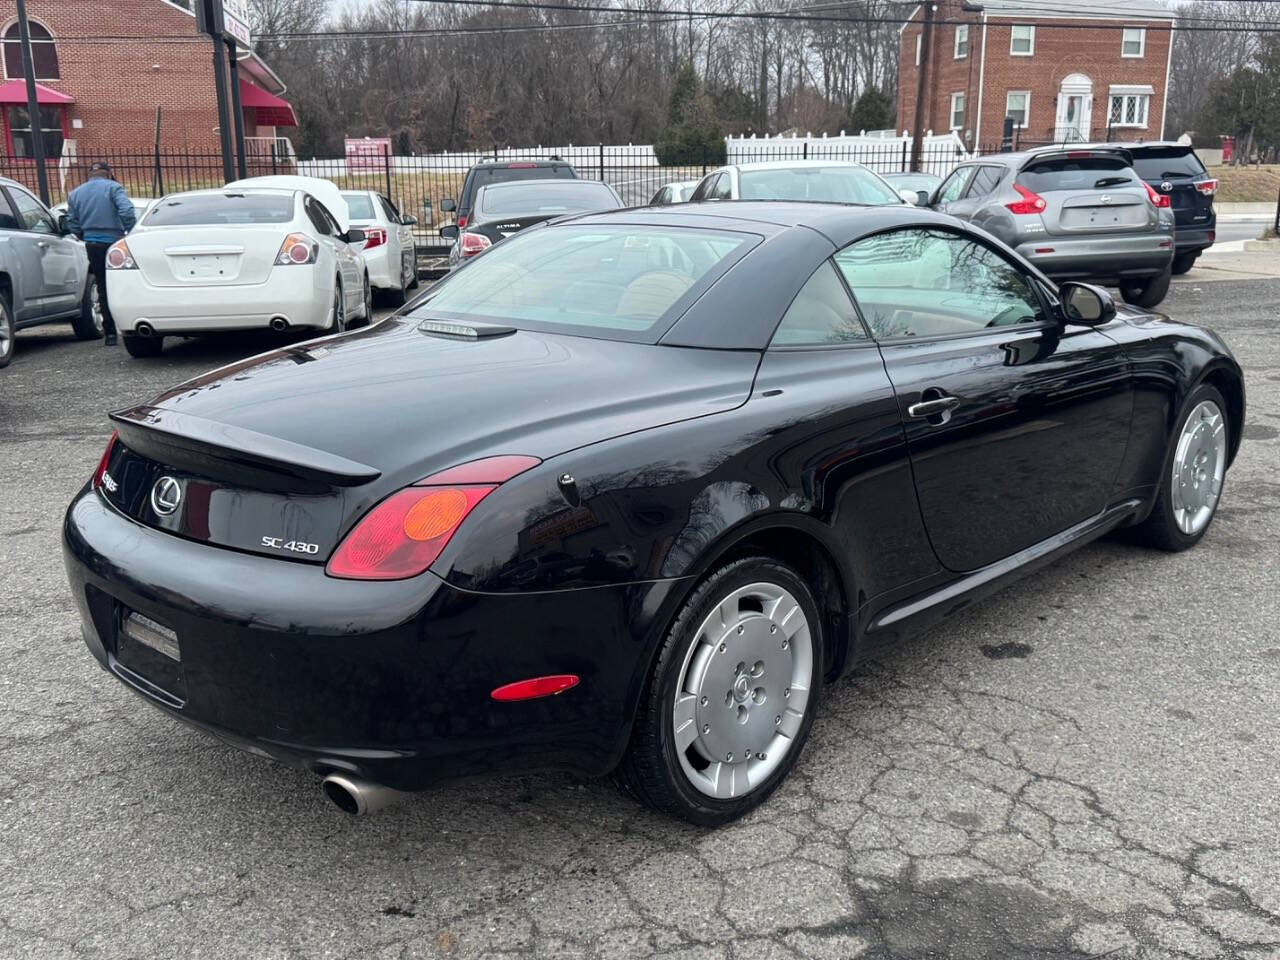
[1122,27,1146,57]
[1010,24,1034,56]
[955,24,969,58]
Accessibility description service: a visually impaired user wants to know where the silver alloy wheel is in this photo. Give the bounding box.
[0,308,12,362]
[1171,399,1227,536]
[89,283,104,336]
[672,582,814,799]
[331,285,345,332]
[363,275,373,320]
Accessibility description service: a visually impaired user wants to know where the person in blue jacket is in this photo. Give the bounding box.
[66,161,136,346]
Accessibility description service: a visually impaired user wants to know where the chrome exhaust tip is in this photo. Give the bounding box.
[134,322,155,338]
[321,773,405,816]
[269,316,289,332]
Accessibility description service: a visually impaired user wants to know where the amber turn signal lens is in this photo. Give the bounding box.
[403,489,469,541]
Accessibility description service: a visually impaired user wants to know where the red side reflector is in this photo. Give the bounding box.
[491,675,580,701]
[1034,247,1054,254]
[1159,240,1172,248]
[92,431,118,489]
[1208,230,1215,242]
[506,162,538,168]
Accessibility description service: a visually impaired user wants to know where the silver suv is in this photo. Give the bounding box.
[929,147,1174,308]
[0,176,95,369]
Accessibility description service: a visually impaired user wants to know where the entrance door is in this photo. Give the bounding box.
[1055,74,1093,141]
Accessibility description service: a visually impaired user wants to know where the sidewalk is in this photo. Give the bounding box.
[1215,201,1277,222]
[1177,247,1280,282]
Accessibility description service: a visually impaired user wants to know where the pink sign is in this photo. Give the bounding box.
[345,137,392,172]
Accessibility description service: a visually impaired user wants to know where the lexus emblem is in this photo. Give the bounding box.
[1160,181,1173,193]
[150,476,183,517]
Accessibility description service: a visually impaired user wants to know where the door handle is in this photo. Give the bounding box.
[36,240,50,249]
[907,395,961,419]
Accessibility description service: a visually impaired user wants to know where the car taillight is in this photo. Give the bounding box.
[1143,182,1171,209]
[326,455,541,580]
[105,240,135,269]
[275,232,318,265]
[459,232,492,258]
[506,162,538,168]
[92,431,118,489]
[1194,178,1219,196]
[1006,183,1046,215]
[456,214,469,228]
[363,227,387,249]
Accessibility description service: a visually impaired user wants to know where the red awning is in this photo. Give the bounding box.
[0,81,74,105]
[238,80,297,128]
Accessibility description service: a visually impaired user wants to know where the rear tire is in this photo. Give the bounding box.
[122,333,163,358]
[616,557,823,826]
[0,290,14,369]
[1120,266,1172,309]
[1127,383,1229,551]
[328,282,346,333]
[1171,252,1199,276]
[71,279,104,340]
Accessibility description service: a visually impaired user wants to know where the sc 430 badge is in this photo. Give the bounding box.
[261,536,320,555]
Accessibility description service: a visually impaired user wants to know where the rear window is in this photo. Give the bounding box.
[738,166,901,205]
[342,193,376,220]
[1017,157,1138,193]
[461,164,576,205]
[145,193,294,226]
[478,182,618,217]
[415,225,754,342]
[1129,148,1206,180]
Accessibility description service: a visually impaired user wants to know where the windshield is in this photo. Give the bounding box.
[144,193,294,226]
[1017,158,1138,192]
[342,193,377,220]
[738,166,901,205]
[478,182,618,217]
[416,224,754,342]
[1130,149,1206,180]
[885,174,940,192]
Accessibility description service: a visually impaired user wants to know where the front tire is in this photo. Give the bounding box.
[122,333,163,358]
[0,290,14,368]
[617,557,823,826]
[1128,383,1229,551]
[1120,266,1172,309]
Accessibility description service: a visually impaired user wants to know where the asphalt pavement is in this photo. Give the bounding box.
[2,278,1278,960]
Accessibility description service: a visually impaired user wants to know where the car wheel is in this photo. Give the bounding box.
[1120,267,1172,309]
[1171,252,1199,276]
[0,290,14,369]
[122,333,163,358]
[617,557,823,825]
[328,282,346,333]
[71,279,104,340]
[361,273,374,323]
[1128,383,1229,551]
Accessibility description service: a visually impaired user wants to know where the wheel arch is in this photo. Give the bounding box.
[1198,361,1245,467]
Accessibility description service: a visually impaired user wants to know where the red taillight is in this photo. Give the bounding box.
[1066,151,1092,159]
[363,227,387,249]
[456,214,469,228]
[1006,183,1046,215]
[92,431,118,489]
[1194,178,1218,196]
[491,675,580,702]
[105,240,135,270]
[1143,182,1171,209]
[276,232,318,265]
[326,455,541,580]
[506,162,538,168]
[459,232,492,258]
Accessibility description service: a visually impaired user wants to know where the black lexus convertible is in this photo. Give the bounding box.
[63,203,1244,825]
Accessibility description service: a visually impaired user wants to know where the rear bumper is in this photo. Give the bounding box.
[62,488,674,791]
[106,270,332,334]
[359,243,399,290]
[1173,221,1215,255]
[1015,235,1173,282]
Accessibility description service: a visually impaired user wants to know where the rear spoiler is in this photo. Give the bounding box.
[109,405,381,487]
[1019,146,1133,169]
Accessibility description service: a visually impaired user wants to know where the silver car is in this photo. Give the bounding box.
[0,177,95,369]
[688,160,907,206]
[929,147,1174,308]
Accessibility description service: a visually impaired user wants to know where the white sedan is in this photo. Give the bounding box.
[342,190,418,305]
[687,160,909,206]
[106,186,371,358]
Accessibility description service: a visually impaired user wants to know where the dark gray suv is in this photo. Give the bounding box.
[929,147,1175,308]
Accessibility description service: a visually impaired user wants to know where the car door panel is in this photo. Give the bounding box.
[4,186,80,319]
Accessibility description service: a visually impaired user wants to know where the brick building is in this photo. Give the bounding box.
[896,0,1176,151]
[0,0,295,161]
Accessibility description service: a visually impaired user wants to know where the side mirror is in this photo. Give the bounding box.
[439,224,459,241]
[898,189,918,205]
[57,213,70,235]
[439,198,456,213]
[344,228,367,245]
[916,190,931,206]
[1059,282,1116,326]
[400,214,418,226]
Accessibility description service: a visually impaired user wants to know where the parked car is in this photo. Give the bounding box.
[105,185,371,358]
[882,171,942,206]
[929,147,1175,307]
[649,180,702,205]
[440,159,578,230]
[53,197,156,225]
[1118,142,1217,275]
[0,176,96,369]
[441,179,622,267]
[65,202,1243,825]
[688,159,906,206]
[342,190,419,305]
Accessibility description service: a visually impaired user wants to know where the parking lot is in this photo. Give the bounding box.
[1,270,1278,959]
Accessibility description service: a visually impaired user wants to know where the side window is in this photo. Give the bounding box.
[655,188,670,205]
[771,261,869,347]
[0,191,20,230]
[8,187,55,234]
[709,174,732,200]
[303,196,329,235]
[379,195,401,221]
[935,167,972,204]
[964,165,1004,198]
[834,228,1045,340]
[308,197,343,238]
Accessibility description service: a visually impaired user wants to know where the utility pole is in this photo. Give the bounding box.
[15,0,50,205]
[227,39,248,179]
[910,1,936,173]
[210,34,236,182]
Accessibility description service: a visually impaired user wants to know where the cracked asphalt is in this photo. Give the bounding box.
[2,280,1278,960]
